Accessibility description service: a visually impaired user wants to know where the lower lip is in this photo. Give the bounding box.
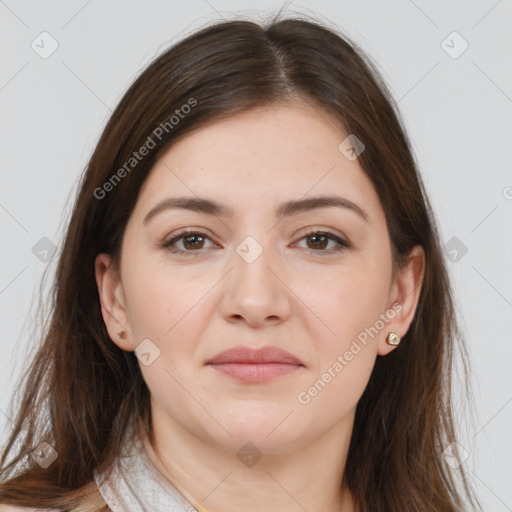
[208,363,302,383]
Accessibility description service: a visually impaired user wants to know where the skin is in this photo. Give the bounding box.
[95,102,425,512]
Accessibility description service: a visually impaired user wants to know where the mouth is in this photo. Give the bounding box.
[208,362,303,383]
[205,346,305,384]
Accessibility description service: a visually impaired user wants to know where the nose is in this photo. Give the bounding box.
[219,239,292,328]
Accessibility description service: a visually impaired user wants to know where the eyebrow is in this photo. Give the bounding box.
[143,195,369,225]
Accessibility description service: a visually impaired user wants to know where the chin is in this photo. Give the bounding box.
[205,407,305,452]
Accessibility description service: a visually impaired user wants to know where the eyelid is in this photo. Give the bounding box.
[162,227,218,250]
[296,226,350,244]
[161,226,351,256]
[292,228,351,255]
[163,226,214,239]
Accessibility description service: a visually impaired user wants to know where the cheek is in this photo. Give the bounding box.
[122,250,214,343]
[293,260,389,402]
[294,277,383,419]
[298,262,390,349]
[123,261,216,414]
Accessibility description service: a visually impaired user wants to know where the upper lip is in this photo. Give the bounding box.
[206,346,304,366]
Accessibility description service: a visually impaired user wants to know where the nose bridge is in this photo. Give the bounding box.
[235,234,275,286]
[220,233,290,325]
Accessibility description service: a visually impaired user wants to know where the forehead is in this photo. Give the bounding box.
[133,103,382,221]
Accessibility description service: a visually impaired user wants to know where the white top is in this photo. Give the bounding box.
[0,418,207,512]
[93,418,200,512]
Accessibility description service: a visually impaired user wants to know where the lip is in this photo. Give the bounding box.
[205,346,304,384]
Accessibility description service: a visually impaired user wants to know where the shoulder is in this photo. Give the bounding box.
[0,506,62,512]
[0,506,43,512]
[0,504,106,512]
[0,479,109,512]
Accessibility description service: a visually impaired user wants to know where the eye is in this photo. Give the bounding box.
[161,229,216,256]
[294,229,350,255]
[161,228,350,257]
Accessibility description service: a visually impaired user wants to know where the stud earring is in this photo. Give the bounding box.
[386,331,400,346]
[118,330,127,340]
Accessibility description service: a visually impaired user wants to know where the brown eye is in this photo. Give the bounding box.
[305,233,329,250]
[181,233,206,250]
[162,230,214,255]
[295,230,350,255]
[162,229,349,257]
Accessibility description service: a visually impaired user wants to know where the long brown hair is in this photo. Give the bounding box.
[0,13,479,511]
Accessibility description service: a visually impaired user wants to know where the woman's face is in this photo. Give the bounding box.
[96,102,423,454]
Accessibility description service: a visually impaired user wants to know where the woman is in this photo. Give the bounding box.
[0,13,479,512]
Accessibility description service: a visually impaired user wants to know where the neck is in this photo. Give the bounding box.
[142,404,358,512]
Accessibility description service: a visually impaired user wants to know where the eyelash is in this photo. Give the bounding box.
[161,228,350,257]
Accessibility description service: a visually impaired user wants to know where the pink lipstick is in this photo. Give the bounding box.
[205,346,304,383]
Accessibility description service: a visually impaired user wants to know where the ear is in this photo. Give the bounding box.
[95,253,135,351]
[378,245,425,356]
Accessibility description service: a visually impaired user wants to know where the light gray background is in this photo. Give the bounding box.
[1,1,511,510]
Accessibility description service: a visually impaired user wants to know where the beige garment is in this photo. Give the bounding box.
[93,417,197,512]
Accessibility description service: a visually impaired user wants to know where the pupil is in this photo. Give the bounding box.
[184,235,203,249]
[308,234,327,250]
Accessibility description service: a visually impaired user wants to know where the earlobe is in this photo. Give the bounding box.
[94,253,134,351]
[378,245,425,356]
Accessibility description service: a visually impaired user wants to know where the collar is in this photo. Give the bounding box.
[93,418,209,512]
